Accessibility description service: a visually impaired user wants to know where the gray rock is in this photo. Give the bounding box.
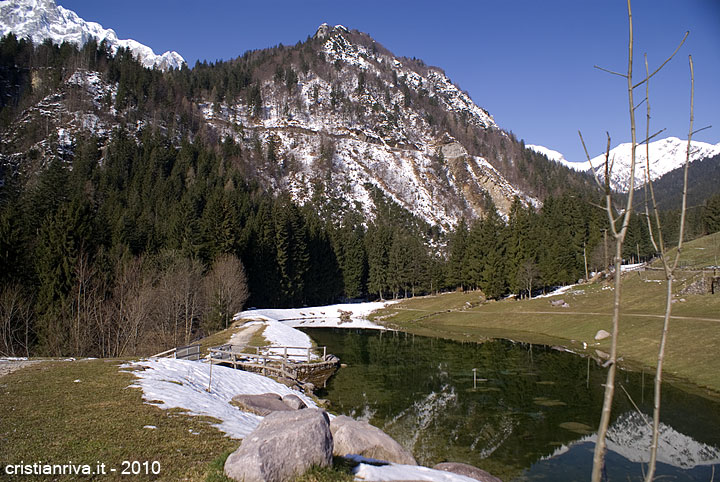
[231,393,294,416]
[282,394,307,410]
[440,142,469,160]
[433,462,503,482]
[550,299,566,307]
[595,329,611,341]
[330,415,417,465]
[224,409,332,482]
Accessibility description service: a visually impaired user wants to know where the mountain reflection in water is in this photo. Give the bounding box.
[304,328,720,482]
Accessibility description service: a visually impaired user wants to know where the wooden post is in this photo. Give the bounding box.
[323,346,327,359]
[307,347,310,362]
[472,368,477,389]
[207,356,213,392]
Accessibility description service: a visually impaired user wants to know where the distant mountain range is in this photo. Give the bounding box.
[0,0,185,70]
[529,137,720,193]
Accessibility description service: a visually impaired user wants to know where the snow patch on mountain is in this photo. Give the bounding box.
[587,137,720,192]
[0,0,185,70]
[526,144,589,172]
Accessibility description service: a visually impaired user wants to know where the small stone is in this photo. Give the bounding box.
[595,329,611,341]
[230,393,294,416]
[282,394,307,410]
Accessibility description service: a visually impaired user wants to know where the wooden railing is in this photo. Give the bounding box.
[207,344,329,380]
[151,343,201,361]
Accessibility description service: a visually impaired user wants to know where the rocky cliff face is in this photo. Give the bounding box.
[200,24,537,228]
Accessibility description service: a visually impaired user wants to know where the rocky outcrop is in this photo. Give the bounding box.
[330,415,417,465]
[433,462,503,482]
[224,409,333,482]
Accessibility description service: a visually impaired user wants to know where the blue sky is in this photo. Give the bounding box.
[59,0,720,163]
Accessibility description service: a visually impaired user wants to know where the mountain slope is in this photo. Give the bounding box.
[0,0,184,70]
[197,24,542,228]
[633,153,720,211]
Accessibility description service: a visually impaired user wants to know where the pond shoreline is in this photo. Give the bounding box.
[369,285,720,400]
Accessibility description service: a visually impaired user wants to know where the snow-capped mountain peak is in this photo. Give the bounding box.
[587,136,720,192]
[0,0,185,70]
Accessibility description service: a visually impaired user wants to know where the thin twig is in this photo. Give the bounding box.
[633,97,647,111]
[637,128,667,146]
[594,65,628,78]
[691,125,712,136]
[620,384,651,428]
[632,31,689,89]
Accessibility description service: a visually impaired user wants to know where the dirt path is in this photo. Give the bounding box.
[229,323,264,349]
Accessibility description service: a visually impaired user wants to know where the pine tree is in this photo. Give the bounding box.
[366,222,392,300]
[446,219,468,290]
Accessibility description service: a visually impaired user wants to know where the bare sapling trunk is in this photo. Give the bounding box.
[578,2,689,479]
[643,55,703,482]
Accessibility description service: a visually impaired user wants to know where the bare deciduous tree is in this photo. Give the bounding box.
[157,257,205,347]
[0,284,33,357]
[203,254,250,332]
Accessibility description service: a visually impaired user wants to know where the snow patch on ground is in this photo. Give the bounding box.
[620,263,644,272]
[534,284,580,299]
[236,302,392,331]
[348,456,478,482]
[123,358,317,439]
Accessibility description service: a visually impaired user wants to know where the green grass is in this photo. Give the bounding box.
[0,359,356,482]
[0,359,237,481]
[373,233,720,396]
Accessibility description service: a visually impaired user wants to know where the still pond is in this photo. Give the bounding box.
[304,328,720,482]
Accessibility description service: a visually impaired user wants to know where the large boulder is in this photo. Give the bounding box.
[224,409,333,482]
[230,393,294,416]
[433,462,503,482]
[330,415,417,465]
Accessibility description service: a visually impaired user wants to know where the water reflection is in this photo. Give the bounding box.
[304,328,720,481]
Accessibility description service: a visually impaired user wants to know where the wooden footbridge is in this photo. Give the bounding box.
[208,344,340,386]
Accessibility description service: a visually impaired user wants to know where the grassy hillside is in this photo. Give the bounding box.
[372,232,720,395]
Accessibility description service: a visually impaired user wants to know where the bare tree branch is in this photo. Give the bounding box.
[632,31,689,89]
[637,128,666,146]
[594,65,628,78]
